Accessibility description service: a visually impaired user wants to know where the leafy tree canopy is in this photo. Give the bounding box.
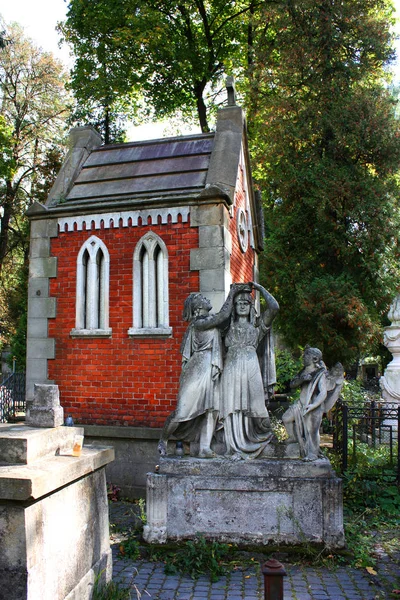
[248,0,400,367]
[0,21,70,345]
[60,0,255,139]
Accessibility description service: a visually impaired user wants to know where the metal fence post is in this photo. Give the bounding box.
[262,559,286,600]
[397,407,400,485]
[371,401,376,447]
[342,404,348,473]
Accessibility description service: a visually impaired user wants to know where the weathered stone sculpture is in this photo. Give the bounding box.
[158,286,237,458]
[282,347,344,461]
[158,282,279,459]
[221,282,279,459]
[147,311,345,548]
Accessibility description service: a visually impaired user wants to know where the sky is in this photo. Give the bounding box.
[1,0,400,139]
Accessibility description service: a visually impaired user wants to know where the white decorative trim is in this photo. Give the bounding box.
[128,327,172,338]
[237,207,249,253]
[70,328,112,338]
[76,235,110,331]
[58,207,190,233]
[133,232,170,332]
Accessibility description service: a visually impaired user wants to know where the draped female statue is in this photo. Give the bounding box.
[158,286,237,458]
[220,282,279,459]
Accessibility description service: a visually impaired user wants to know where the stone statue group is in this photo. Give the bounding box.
[158,282,344,462]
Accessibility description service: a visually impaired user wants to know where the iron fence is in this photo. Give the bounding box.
[0,372,26,423]
[332,400,400,483]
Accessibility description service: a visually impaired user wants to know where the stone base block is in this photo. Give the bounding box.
[0,424,114,600]
[144,456,345,549]
[0,423,84,465]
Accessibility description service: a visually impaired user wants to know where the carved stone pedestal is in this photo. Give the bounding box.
[143,456,345,548]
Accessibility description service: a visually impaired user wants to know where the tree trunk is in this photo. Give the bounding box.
[104,106,110,145]
[0,198,12,272]
[194,83,209,133]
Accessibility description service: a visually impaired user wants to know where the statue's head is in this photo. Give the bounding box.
[303,345,323,367]
[183,293,212,321]
[233,287,256,323]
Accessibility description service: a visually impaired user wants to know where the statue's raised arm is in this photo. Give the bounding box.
[250,281,279,327]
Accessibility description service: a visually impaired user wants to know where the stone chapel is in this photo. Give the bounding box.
[25,100,265,496]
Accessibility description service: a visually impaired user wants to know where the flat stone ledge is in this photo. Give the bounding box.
[0,446,114,501]
[0,424,84,464]
[70,328,112,338]
[128,327,173,338]
[84,424,162,440]
[157,455,337,479]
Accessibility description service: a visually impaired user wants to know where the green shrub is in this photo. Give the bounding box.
[92,577,130,600]
[340,378,378,409]
[150,535,231,582]
[119,536,140,560]
[275,349,302,393]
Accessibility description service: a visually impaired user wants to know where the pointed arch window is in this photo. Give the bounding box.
[128,232,172,337]
[71,235,112,337]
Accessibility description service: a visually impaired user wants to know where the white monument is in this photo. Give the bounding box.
[380,294,400,430]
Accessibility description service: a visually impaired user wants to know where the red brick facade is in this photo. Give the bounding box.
[46,167,256,427]
[48,220,199,427]
[230,163,255,284]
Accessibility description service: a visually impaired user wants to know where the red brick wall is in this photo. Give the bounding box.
[48,220,199,427]
[230,164,256,283]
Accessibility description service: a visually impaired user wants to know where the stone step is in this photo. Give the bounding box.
[0,423,84,465]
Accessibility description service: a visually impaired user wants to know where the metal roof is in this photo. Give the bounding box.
[65,133,215,204]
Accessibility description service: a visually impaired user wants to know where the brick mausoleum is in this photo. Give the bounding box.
[26,101,265,496]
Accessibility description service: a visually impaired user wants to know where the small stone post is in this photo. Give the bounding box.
[25,384,64,428]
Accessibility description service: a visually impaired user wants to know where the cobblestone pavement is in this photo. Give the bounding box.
[109,502,400,600]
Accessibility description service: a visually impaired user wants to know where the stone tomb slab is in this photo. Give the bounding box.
[144,456,344,548]
[0,423,84,465]
[0,424,115,600]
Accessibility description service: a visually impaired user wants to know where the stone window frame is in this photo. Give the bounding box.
[70,235,112,338]
[128,231,172,338]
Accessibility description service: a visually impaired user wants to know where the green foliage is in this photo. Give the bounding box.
[92,575,130,600]
[60,0,252,135]
[0,21,69,347]
[0,115,15,183]
[270,416,288,442]
[119,536,140,560]
[150,535,230,582]
[339,379,373,410]
[137,497,146,525]
[275,348,302,392]
[336,440,400,568]
[248,0,400,368]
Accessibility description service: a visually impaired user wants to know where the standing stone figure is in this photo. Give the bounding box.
[220,282,279,459]
[158,286,238,458]
[282,347,344,461]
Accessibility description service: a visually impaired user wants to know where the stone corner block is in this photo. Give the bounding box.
[190,204,229,228]
[27,338,55,359]
[29,257,57,279]
[27,297,56,320]
[26,406,64,428]
[30,218,58,239]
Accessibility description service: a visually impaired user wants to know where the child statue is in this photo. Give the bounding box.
[282,346,344,461]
